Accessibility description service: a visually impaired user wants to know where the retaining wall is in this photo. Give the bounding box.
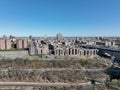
[0,50,28,59]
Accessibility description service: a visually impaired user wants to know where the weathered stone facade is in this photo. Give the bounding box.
[54,47,98,57]
[29,42,49,55]
[29,42,36,55]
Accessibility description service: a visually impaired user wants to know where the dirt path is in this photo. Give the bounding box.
[0,82,91,86]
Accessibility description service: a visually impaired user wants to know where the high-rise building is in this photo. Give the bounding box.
[0,38,11,50]
[0,38,5,50]
[16,39,29,49]
[56,33,63,41]
[16,39,23,49]
[5,39,11,50]
[22,39,28,49]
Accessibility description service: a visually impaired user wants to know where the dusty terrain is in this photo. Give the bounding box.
[0,56,114,90]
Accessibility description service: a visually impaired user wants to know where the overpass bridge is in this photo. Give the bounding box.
[79,44,120,61]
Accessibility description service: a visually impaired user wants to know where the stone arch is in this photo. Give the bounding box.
[75,49,77,55]
[80,50,81,56]
[84,50,86,55]
[72,49,74,55]
[93,50,96,55]
[69,49,71,55]
[41,49,43,54]
[90,50,92,55]
[87,50,89,55]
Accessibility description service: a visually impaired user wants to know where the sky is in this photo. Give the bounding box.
[0,0,120,37]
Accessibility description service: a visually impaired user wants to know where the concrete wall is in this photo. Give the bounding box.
[0,50,28,59]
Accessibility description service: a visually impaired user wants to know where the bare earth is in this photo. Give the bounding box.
[0,82,91,86]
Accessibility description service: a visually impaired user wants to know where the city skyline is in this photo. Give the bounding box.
[0,0,120,37]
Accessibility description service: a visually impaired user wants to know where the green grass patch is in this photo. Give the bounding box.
[110,79,118,86]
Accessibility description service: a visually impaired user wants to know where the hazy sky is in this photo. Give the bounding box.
[0,0,120,37]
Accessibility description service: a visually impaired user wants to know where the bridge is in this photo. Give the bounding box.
[79,44,120,61]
